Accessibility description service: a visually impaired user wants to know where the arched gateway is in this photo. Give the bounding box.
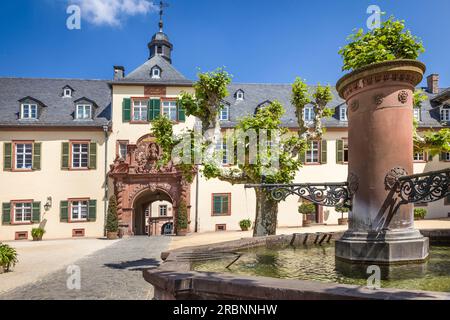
[109,134,193,236]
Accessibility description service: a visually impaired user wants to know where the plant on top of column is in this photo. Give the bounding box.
[338,16,424,72]
[106,195,119,240]
[150,69,334,237]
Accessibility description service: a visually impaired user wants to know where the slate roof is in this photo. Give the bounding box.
[0,78,111,128]
[112,55,193,86]
[222,83,449,129]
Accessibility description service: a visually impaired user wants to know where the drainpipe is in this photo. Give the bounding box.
[195,165,199,233]
[103,124,110,237]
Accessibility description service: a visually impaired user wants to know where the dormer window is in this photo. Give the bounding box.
[220,105,229,121]
[440,107,450,121]
[236,90,244,101]
[76,104,92,120]
[21,103,38,120]
[151,66,161,79]
[340,106,348,121]
[63,88,72,98]
[303,106,315,122]
[413,108,422,122]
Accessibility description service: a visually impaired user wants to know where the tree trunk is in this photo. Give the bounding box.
[253,188,278,237]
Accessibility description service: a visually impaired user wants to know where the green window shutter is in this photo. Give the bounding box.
[2,202,11,225]
[149,99,161,121]
[61,142,70,170]
[122,98,131,122]
[88,200,97,222]
[336,140,344,163]
[60,201,69,222]
[32,202,41,224]
[32,142,42,170]
[89,143,97,170]
[178,101,186,122]
[147,100,153,121]
[440,152,446,162]
[3,142,12,171]
[320,140,328,164]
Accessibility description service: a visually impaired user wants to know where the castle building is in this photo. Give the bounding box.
[1,18,449,241]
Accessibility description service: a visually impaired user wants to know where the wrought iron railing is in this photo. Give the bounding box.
[245,182,352,208]
[397,168,450,205]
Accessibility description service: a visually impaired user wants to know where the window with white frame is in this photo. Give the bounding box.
[220,105,229,121]
[236,91,244,101]
[413,108,421,121]
[414,152,426,161]
[151,67,161,79]
[444,152,450,161]
[63,88,72,97]
[14,202,32,223]
[159,205,168,217]
[15,143,33,170]
[162,101,177,121]
[133,100,148,121]
[343,139,349,163]
[76,104,92,120]
[305,141,319,163]
[72,143,89,168]
[71,200,88,221]
[340,106,348,121]
[21,104,38,119]
[119,142,128,160]
[441,108,450,121]
[303,106,315,122]
[216,139,228,165]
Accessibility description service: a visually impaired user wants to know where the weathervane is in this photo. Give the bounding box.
[158,0,170,32]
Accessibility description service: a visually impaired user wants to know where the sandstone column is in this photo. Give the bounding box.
[335,60,429,264]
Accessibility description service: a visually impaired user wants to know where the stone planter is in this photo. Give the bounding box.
[302,219,312,227]
[107,231,119,240]
[338,218,348,226]
[32,236,43,241]
[335,59,429,264]
[176,229,187,237]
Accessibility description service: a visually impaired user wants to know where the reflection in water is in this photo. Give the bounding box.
[193,245,450,293]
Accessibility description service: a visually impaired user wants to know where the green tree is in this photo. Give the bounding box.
[151,69,333,237]
[106,196,119,233]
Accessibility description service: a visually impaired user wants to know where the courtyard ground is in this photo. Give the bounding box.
[0,219,449,299]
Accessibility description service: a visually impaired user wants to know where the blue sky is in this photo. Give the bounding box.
[0,0,449,87]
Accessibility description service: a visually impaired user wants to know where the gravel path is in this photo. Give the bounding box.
[0,236,170,300]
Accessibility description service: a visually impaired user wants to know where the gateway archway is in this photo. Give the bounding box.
[109,134,194,236]
[132,189,173,236]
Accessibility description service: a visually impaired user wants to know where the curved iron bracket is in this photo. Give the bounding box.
[397,168,450,205]
[245,182,352,209]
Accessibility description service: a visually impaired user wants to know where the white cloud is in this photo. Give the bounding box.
[72,0,158,27]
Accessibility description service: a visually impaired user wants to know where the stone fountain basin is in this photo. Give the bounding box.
[143,230,450,300]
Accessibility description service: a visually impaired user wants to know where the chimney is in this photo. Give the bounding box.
[114,66,125,80]
[426,74,439,94]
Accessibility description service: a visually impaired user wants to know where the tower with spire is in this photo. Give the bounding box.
[148,1,173,63]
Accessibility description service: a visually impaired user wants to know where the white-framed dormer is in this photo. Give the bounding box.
[440,106,450,122]
[75,104,92,120]
[62,85,74,98]
[151,66,162,79]
[413,107,422,122]
[235,89,245,101]
[340,105,348,121]
[303,106,315,122]
[220,105,229,121]
[18,97,43,120]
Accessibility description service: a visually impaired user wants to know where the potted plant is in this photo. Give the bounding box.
[298,203,316,227]
[0,243,18,273]
[106,196,119,240]
[176,201,188,236]
[31,228,46,241]
[239,219,252,231]
[336,206,350,225]
[414,208,427,220]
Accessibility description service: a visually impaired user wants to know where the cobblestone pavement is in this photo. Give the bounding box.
[0,236,171,300]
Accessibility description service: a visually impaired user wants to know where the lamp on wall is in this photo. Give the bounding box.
[44,196,52,211]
